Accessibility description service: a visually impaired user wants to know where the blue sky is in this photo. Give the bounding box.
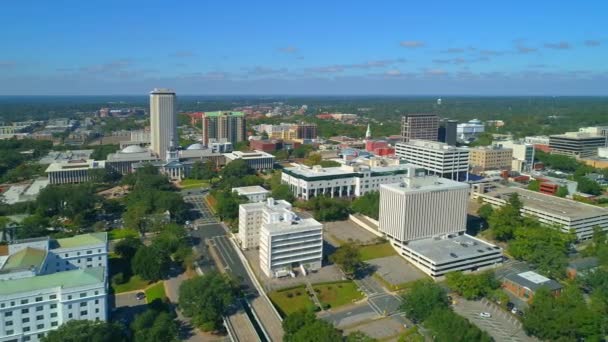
[1,0,607,95]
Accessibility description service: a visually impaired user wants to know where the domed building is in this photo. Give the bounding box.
[186,143,205,150]
[105,145,159,175]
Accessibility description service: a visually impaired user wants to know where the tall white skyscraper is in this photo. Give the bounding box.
[149,88,177,160]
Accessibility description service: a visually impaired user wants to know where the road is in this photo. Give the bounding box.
[184,194,284,342]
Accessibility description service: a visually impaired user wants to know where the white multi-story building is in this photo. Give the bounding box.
[45,160,107,185]
[232,186,270,203]
[224,150,275,171]
[474,187,608,241]
[281,159,421,200]
[494,140,535,173]
[238,198,292,249]
[378,169,502,278]
[395,140,469,181]
[259,212,323,278]
[0,233,108,341]
[149,88,177,160]
[457,119,485,141]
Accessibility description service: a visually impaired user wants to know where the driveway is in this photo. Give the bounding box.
[111,291,147,325]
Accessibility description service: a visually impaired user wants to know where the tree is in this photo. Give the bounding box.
[131,245,170,281]
[283,310,342,342]
[556,186,569,198]
[488,192,523,241]
[424,308,492,342]
[178,272,236,331]
[527,180,540,191]
[304,153,323,166]
[345,331,377,342]
[477,204,493,221]
[220,159,253,179]
[445,271,499,300]
[576,177,602,196]
[351,191,380,220]
[42,320,127,342]
[131,310,179,342]
[329,242,364,277]
[271,184,295,202]
[114,236,143,262]
[190,160,216,180]
[400,280,448,322]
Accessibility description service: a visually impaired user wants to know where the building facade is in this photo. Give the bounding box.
[295,123,317,140]
[438,119,458,146]
[46,160,107,185]
[549,132,607,158]
[494,140,535,173]
[395,140,469,181]
[201,111,246,146]
[456,119,485,141]
[232,186,270,203]
[0,233,108,342]
[238,198,292,249]
[149,88,177,160]
[259,213,323,278]
[223,151,274,171]
[468,146,513,173]
[400,113,439,142]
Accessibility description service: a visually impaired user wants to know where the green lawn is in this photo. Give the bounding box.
[109,254,151,293]
[268,286,315,316]
[145,282,167,303]
[313,281,364,309]
[113,275,151,293]
[359,242,397,261]
[180,178,216,189]
[373,273,417,292]
[108,228,139,240]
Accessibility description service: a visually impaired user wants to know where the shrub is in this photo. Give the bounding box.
[112,272,125,285]
[286,292,294,298]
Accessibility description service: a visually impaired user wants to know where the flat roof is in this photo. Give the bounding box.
[284,162,416,179]
[23,179,49,196]
[45,160,106,173]
[232,186,270,195]
[240,198,291,212]
[0,267,105,295]
[406,234,502,264]
[204,111,244,117]
[504,271,562,292]
[263,217,322,233]
[225,150,274,159]
[1,247,46,272]
[54,232,107,249]
[483,187,608,219]
[381,175,470,194]
[1,185,27,205]
[38,150,94,164]
[398,140,469,152]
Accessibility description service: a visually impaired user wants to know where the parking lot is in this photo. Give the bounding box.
[367,255,427,286]
[183,194,216,224]
[452,297,536,342]
[324,220,379,247]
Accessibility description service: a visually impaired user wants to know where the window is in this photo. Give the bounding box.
[35,297,42,302]
[77,252,81,256]
[24,336,31,341]
[6,329,13,335]
[68,304,72,309]
[36,306,43,312]
[23,327,30,332]
[87,250,92,254]
[22,318,29,323]
[80,293,86,298]
[80,310,88,316]
[87,257,92,262]
[49,295,56,300]
[95,308,99,313]
[94,299,99,304]
[64,253,68,257]
[36,315,43,320]
[20,299,28,305]
[5,311,13,317]
[37,324,44,329]
[50,312,57,318]
[68,313,73,319]
[80,302,87,307]
[5,321,12,326]
[50,304,57,309]
[51,321,58,327]
[68,295,72,300]
[0,303,4,308]
[94,291,99,295]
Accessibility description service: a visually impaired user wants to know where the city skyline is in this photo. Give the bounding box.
[1,1,607,95]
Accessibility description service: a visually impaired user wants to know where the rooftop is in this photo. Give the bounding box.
[381,174,470,194]
[263,217,323,234]
[405,234,502,264]
[45,160,106,173]
[482,187,608,219]
[53,232,107,249]
[38,150,94,164]
[1,247,47,272]
[232,186,270,195]
[504,271,562,292]
[397,139,469,152]
[204,111,245,117]
[241,198,291,212]
[550,132,605,140]
[225,150,274,159]
[0,267,105,296]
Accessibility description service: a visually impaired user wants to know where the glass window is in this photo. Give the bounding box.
[5,321,12,326]
[22,318,29,323]
[36,306,43,312]
[50,312,57,318]
[35,297,42,302]
[51,321,58,327]
[80,302,87,307]
[36,315,43,320]
[80,293,86,298]
[20,299,28,305]
[49,295,56,300]
[23,327,30,332]
[37,324,44,329]
[50,304,57,309]
[80,310,88,316]
[6,329,13,335]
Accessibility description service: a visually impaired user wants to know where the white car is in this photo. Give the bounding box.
[479,312,492,318]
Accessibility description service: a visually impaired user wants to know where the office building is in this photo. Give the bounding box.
[259,211,323,278]
[149,88,177,160]
[475,187,608,241]
[400,113,439,142]
[494,140,535,172]
[549,132,606,158]
[281,158,420,200]
[0,233,108,341]
[105,145,159,175]
[502,271,562,301]
[223,150,274,171]
[201,111,246,146]
[438,119,457,146]
[395,140,469,181]
[46,160,107,185]
[232,186,270,203]
[468,146,513,173]
[295,123,317,140]
[238,198,292,249]
[457,119,485,141]
[378,171,502,277]
[579,126,608,138]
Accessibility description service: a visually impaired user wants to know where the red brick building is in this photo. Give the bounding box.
[502,271,562,302]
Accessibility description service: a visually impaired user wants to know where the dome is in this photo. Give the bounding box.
[186,143,205,150]
[121,145,147,154]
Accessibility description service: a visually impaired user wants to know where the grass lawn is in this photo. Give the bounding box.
[109,254,151,293]
[313,281,364,309]
[113,275,151,293]
[108,228,139,240]
[373,273,416,292]
[145,282,167,303]
[359,242,397,261]
[268,286,314,316]
[180,178,215,189]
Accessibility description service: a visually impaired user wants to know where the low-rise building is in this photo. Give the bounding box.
[232,186,270,203]
[259,212,323,278]
[468,146,513,173]
[45,160,107,185]
[502,271,562,301]
[549,132,607,158]
[395,139,469,181]
[238,198,292,249]
[224,150,275,171]
[475,187,608,240]
[281,159,418,200]
[494,140,535,172]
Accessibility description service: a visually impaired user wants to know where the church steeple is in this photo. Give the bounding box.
[365,124,372,139]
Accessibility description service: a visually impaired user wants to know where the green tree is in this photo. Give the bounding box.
[424,308,492,342]
[488,192,523,241]
[114,236,142,262]
[329,242,364,278]
[345,331,377,342]
[527,180,540,191]
[556,186,569,197]
[131,310,179,342]
[400,280,448,322]
[351,191,380,220]
[283,310,342,342]
[477,204,494,221]
[271,184,295,202]
[445,271,499,300]
[131,245,170,281]
[190,160,216,180]
[178,272,236,331]
[576,177,602,195]
[42,320,127,342]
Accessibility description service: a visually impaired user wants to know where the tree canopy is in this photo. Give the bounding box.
[42,320,127,342]
[283,310,343,342]
[400,280,448,322]
[351,191,380,220]
[329,242,364,278]
[445,271,499,300]
[131,309,179,342]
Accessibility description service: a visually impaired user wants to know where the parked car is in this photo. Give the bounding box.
[136,292,145,300]
[511,307,518,314]
[479,312,492,318]
[506,302,515,310]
